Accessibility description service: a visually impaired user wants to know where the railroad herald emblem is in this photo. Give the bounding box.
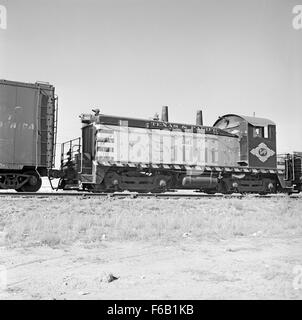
[250,143,275,162]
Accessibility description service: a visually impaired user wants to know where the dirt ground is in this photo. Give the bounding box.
[0,194,302,300]
[1,235,302,299]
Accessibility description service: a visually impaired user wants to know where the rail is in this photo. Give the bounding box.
[0,191,300,199]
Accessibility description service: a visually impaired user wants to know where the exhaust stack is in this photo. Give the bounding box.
[196,110,203,126]
[161,106,169,122]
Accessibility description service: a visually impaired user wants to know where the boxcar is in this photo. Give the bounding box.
[0,80,57,191]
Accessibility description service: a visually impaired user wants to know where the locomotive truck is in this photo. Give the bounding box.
[0,79,301,194]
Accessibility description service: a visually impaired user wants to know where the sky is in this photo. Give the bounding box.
[0,0,301,157]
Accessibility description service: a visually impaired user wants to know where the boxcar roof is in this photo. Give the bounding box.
[0,79,54,90]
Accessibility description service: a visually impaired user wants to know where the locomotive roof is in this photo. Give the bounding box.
[81,113,238,137]
[214,114,275,127]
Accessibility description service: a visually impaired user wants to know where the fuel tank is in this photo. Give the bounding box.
[182,176,218,189]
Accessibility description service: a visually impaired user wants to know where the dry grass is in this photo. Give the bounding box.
[0,196,301,247]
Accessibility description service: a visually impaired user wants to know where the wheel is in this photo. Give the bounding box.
[153,175,172,192]
[15,171,42,192]
[104,172,121,191]
[267,181,277,194]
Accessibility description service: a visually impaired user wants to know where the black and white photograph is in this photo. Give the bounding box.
[0,0,302,304]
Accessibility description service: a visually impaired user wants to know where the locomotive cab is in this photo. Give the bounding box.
[214,114,277,169]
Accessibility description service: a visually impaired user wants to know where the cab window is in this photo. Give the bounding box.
[253,126,269,138]
[253,126,264,138]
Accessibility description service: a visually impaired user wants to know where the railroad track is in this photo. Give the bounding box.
[0,191,301,199]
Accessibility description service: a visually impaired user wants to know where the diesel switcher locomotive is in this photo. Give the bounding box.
[52,107,301,194]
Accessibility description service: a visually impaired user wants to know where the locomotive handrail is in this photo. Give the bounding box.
[52,95,59,168]
[60,137,81,170]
